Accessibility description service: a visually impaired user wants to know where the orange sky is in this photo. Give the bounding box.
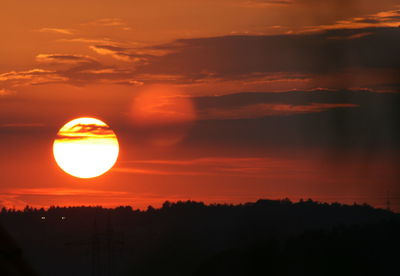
[0,0,399,210]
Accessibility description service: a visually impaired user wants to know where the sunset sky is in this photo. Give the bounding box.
[0,0,399,210]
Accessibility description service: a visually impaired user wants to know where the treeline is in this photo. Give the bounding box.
[0,199,398,276]
[0,198,391,215]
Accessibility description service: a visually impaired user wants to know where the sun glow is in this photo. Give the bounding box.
[53,117,119,178]
[131,85,196,147]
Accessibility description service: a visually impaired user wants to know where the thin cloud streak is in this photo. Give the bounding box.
[0,69,67,86]
[4,188,128,196]
[37,27,73,35]
[36,54,98,64]
[83,18,128,27]
[0,123,45,128]
[113,167,215,176]
[199,103,359,119]
[238,0,294,8]
[116,156,312,178]
[0,88,14,96]
[302,8,400,33]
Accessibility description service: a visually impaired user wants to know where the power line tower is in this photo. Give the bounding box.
[65,218,103,276]
[91,219,102,276]
[106,216,115,276]
[105,215,124,276]
[65,216,124,276]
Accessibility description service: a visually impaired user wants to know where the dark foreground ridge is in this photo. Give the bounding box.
[0,199,399,276]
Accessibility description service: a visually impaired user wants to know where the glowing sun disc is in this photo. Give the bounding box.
[53,117,119,178]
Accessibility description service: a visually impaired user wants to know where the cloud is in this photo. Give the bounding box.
[0,195,28,209]
[8,25,399,91]
[184,89,400,152]
[5,188,127,196]
[89,44,155,63]
[79,68,120,74]
[113,167,214,176]
[52,22,399,90]
[85,18,127,27]
[134,73,186,82]
[0,69,52,81]
[0,88,14,96]
[194,89,377,108]
[37,27,73,35]
[0,66,132,87]
[199,103,358,119]
[36,54,98,64]
[89,45,132,61]
[303,8,400,32]
[0,69,67,86]
[239,0,294,7]
[90,45,127,53]
[139,26,400,83]
[115,156,309,179]
[125,157,289,166]
[83,18,131,30]
[193,89,400,120]
[3,11,399,90]
[194,89,400,114]
[56,123,116,140]
[327,31,373,40]
[0,123,45,128]
[89,42,173,63]
[59,37,119,45]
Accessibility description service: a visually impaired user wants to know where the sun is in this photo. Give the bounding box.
[53,117,119,178]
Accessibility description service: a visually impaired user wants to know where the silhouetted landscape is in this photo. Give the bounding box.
[1,199,398,276]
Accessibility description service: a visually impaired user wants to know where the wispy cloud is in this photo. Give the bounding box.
[85,18,127,27]
[0,195,28,209]
[56,123,116,140]
[89,45,133,62]
[113,167,213,176]
[88,42,173,63]
[303,8,400,33]
[89,44,155,63]
[238,0,294,8]
[193,89,399,120]
[327,32,373,40]
[116,156,307,178]
[0,69,52,81]
[3,10,399,90]
[5,188,128,196]
[37,27,73,35]
[36,54,98,64]
[0,69,67,86]
[83,18,131,30]
[199,103,358,119]
[0,88,14,96]
[59,37,119,45]
[0,123,45,128]
[125,157,277,166]
[133,26,399,91]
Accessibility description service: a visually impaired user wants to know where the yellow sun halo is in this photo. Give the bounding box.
[53,117,119,178]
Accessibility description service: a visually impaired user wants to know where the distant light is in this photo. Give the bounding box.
[61,216,66,220]
[41,216,46,220]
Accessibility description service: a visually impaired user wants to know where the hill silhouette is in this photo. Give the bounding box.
[0,199,398,276]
